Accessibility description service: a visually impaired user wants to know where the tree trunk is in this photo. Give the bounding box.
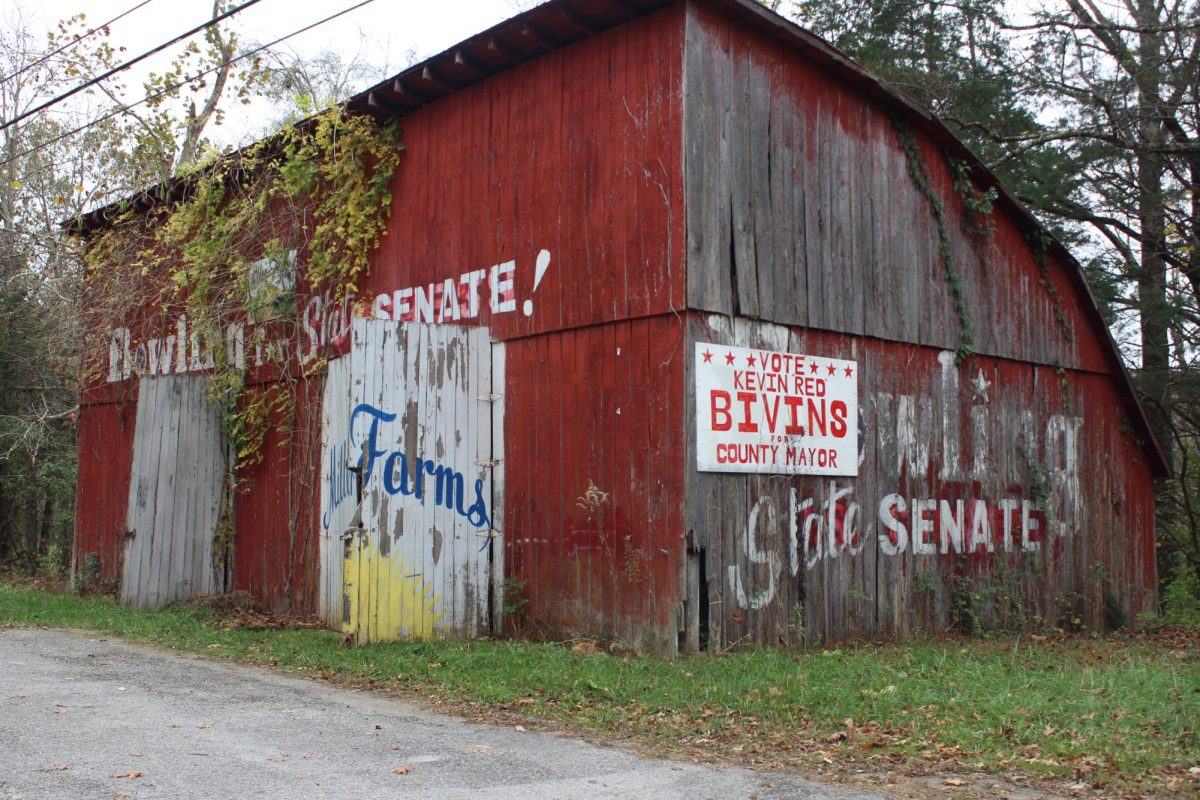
[1135,0,1173,465]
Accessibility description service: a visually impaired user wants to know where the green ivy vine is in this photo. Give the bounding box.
[949,156,998,243]
[890,117,977,364]
[84,107,403,469]
[1024,227,1074,346]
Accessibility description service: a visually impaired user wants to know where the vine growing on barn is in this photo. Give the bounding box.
[83,108,403,467]
[889,117,979,363]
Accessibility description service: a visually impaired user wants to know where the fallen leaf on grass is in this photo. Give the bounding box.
[391,765,413,775]
[42,764,71,772]
[111,771,141,779]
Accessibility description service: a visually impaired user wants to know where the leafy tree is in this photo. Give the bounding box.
[0,4,262,571]
[256,46,392,128]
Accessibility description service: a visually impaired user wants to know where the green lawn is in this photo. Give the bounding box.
[2,582,1196,796]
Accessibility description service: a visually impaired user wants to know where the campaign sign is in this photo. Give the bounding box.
[695,342,858,476]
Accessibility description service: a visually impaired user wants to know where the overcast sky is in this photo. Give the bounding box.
[2,0,535,144]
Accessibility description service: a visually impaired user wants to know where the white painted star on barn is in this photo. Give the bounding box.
[972,369,991,403]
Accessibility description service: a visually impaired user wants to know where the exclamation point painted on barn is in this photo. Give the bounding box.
[522,250,552,316]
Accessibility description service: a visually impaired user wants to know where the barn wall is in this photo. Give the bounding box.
[358,3,687,343]
[684,315,1157,647]
[75,0,1159,649]
[504,314,688,652]
[679,0,1158,647]
[683,0,1106,374]
[120,375,229,609]
[76,5,688,620]
[350,6,690,643]
[230,373,324,614]
[74,396,137,586]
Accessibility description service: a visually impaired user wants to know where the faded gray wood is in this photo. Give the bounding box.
[339,319,498,642]
[488,341,506,635]
[683,4,733,316]
[681,12,1082,371]
[122,375,227,610]
[318,355,353,629]
[673,6,1148,647]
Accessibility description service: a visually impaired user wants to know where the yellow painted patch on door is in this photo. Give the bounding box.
[343,539,443,642]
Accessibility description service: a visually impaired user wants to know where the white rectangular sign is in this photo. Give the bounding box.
[695,342,858,475]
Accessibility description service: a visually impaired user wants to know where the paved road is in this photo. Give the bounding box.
[0,629,891,800]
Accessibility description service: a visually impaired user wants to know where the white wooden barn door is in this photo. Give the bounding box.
[319,319,504,642]
[317,355,353,629]
[122,375,230,609]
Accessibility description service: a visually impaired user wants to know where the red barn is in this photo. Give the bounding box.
[72,0,1165,653]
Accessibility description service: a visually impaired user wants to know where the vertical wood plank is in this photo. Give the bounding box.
[490,339,506,636]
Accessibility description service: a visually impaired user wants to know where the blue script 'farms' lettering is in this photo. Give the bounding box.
[322,440,356,530]
[350,403,490,529]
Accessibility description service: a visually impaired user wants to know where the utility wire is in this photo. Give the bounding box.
[0,0,376,170]
[1,0,158,88]
[0,0,265,133]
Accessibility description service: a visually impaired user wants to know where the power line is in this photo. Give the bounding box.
[0,0,377,170]
[0,0,266,133]
[1,0,158,88]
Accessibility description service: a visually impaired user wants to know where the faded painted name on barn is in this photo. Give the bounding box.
[727,351,1084,611]
[103,249,552,382]
[347,402,491,530]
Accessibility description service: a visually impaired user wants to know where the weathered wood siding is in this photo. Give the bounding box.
[348,6,690,646]
[317,355,353,628]
[683,0,1106,374]
[338,319,500,641]
[74,396,137,586]
[121,376,229,609]
[679,0,1158,647]
[363,4,686,341]
[504,315,687,651]
[74,0,1159,650]
[229,372,324,614]
[685,315,1156,647]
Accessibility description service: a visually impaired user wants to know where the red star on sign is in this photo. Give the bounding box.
[747,355,757,367]
[725,352,736,365]
[844,365,853,378]
[809,362,819,374]
[702,350,713,363]
[827,363,837,376]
